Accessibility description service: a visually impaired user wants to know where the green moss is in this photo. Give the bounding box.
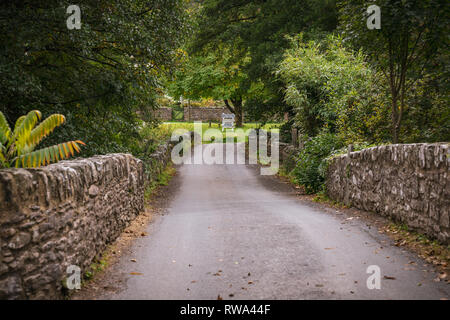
[144,164,176,202]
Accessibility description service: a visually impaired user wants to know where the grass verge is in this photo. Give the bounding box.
[144,164,177,203]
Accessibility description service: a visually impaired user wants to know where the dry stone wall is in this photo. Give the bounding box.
[326,143,449,243]
[142,142,174,186]
[153,107,172,121]
[184,106,229,122]
[0,153,146,299]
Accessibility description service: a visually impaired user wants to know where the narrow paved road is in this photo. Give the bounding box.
[98,144,449,300]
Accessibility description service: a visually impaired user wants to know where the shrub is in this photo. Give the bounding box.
[292,131,343,194]
[277,34,388,145]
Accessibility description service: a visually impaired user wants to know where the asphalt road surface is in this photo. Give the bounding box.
[97,143,449,300]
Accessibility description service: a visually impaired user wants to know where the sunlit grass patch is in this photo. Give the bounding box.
[158,122,281,144]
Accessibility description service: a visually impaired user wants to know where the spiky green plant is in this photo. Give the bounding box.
[0,110,85,168]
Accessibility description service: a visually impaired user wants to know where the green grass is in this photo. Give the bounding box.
[161,121,280,131]
[144,164,176,202]
[159,122,281,143]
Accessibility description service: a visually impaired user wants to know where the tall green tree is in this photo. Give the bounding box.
[0,0,188,155]
[339,0,449,143]
[167,43,250,126]
[277,35,389,143]
[189,0,338,121]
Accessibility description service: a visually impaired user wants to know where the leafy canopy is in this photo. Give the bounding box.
[0,0,188,156]
[189,0,339,119]
[167,44,250,102]
[338,0,449,142]
[277,35,389,143]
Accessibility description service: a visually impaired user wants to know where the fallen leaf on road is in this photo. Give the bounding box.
[248,281,253,284]
[229,293,234,297]
[130,259,137,262]
[129,272,143,275]
[217,295,223,300]
[324,248,335,250]
[315,284,324,287]
[383,275,396,280]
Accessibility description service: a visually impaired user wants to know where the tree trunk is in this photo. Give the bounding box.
[225,98,243,127]
[223,99,235,113]
[391,94,400,144]
[233,99,243,127]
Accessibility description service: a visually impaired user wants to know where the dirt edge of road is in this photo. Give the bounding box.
[259,165,449,284]
[69,165,181,300]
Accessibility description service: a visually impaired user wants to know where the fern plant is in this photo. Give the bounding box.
[0,110,85,168]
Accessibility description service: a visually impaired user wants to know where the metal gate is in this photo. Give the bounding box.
[172,104,184,121]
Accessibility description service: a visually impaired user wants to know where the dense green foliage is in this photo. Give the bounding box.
[292,131,343,194]
[339,0,449,143]
[166,44,250,126]
[277,35,391,144]
[180,0,338,124]
[0,0,188,156]
[274,1,448,192]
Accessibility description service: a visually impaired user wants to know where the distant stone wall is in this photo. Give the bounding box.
[154,107,172,121]
[152,106,231,122]
[184,106,229,122]
[326,143,450,243]
[0,153,151,299]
